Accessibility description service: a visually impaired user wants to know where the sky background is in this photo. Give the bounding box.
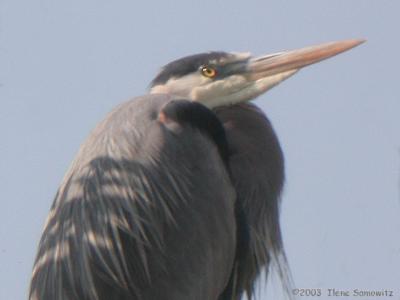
[1,1,399,299]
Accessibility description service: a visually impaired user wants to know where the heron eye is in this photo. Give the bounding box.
[201,66,217,78]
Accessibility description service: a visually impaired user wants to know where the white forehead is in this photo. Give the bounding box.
[208,52,251,65]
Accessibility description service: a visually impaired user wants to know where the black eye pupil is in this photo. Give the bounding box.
[202,66,215,77]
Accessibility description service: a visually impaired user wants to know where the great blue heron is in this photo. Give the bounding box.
[29,39,364,300]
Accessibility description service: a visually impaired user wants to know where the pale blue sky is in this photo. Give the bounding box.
[1,1,399,299]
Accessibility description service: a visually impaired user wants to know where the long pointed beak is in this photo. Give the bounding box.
[188,39,365,108]
[248,39,365,80]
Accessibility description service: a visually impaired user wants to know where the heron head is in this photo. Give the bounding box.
[150,39,364,109]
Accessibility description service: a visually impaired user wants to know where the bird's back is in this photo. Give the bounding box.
[29,94,237,300]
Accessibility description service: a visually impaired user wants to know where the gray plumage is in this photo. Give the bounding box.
[30,40,363,300]
[30,95,238,299]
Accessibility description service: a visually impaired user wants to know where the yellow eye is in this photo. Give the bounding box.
[201,66,217,78]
